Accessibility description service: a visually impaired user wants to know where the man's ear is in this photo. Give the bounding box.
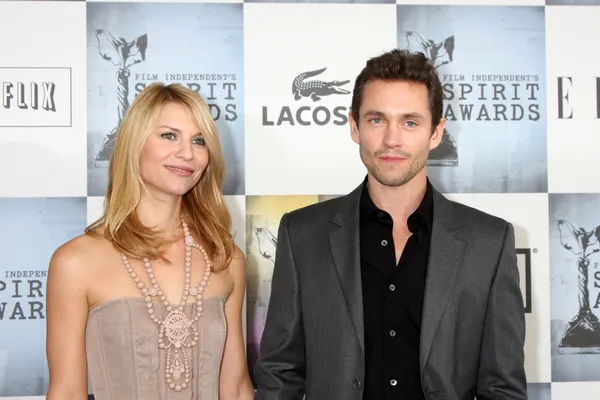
[350,111,360,144]
[429,117,446,150]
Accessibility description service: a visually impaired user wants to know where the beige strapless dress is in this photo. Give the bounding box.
[85,295,226,400]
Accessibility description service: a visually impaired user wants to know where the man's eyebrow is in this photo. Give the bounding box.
[361,110,426,119]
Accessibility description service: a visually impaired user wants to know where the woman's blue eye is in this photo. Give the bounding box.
[161,132,205,146]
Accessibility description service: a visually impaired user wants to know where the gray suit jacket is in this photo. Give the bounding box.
[253,181,527,400]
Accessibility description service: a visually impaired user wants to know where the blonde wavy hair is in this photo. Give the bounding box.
[86,82,234,272]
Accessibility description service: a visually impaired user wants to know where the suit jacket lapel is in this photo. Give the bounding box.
[326,183,467,367]
[328,184,364,357]
[420,189,467,375]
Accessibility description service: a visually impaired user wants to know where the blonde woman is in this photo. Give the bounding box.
[45,83,254,400]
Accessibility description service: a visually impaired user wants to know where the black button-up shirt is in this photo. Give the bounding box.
[359,177,433,400]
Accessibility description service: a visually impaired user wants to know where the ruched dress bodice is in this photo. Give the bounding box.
[85,295,226,400]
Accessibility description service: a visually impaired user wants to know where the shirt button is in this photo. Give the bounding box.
[381,239,388,246]
[389,284,395,291]
[389,330,396,337]
[390,379,397,386]
[352,379,362,389]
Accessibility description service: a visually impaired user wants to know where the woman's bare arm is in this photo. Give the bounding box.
[45,240,90,400]
[219,246,255,400]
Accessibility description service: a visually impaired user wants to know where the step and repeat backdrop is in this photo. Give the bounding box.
[1,0,600,398]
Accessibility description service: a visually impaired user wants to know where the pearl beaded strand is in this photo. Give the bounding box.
[119,220,212,392]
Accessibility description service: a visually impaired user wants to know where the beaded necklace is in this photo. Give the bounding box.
[120,220,211,392]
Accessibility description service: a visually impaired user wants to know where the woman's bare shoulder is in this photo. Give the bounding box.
[49,228,111,279]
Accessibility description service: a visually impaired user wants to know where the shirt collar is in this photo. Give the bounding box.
[359,175,433,235]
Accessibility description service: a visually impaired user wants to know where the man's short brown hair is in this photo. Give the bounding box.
[350,49,443,130]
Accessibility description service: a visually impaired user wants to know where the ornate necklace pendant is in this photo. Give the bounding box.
[163,309,192,348]
[169,353,185,380]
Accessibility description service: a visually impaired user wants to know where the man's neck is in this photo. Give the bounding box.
[367,172,428,223]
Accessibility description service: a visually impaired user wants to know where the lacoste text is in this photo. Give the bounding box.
[262,105,348,126]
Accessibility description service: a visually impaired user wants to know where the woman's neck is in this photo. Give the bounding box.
[136,192,184,240]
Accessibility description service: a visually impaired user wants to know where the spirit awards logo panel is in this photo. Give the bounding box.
[262,67,351,127]
[87,2,244,196]
[93,30,148,163]
[397,5,547,193]
[549,194,600,382]
[404,31,457,167]
[556,219,600,353]
[0,67,71,127]
[0,198,86,397]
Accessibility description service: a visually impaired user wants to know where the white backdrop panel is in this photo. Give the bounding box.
[244,3,397,195]
[0,1,86,198]
[546,5,600,193]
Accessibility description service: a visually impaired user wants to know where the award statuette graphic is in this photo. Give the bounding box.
[556,219,600,353]
[246,226,278,386]
[93,29,148,167]
[254,227,277,264]
[404,31,458,167]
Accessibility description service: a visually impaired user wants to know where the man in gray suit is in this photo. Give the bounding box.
[253,49,527,400]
